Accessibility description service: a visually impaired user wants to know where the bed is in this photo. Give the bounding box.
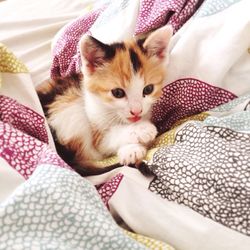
[0,0,250,249]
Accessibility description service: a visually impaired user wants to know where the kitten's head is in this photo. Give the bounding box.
[79,26,173,124]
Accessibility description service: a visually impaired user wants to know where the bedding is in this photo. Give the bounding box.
[1,0,250,250]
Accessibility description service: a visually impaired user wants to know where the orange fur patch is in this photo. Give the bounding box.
[91,127,104,150]
[47,86,82,116]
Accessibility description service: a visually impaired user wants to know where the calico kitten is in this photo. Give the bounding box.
[37,25,173,176]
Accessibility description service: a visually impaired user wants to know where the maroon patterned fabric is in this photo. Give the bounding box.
[50,7,105,79]
[135,0,203,35]
[152,78,237,133]
[0,121,70,179]
[0,95,48,144]
[98,173,124,209]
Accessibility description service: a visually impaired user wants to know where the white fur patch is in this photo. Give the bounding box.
[48,97,102,160]
[118,143,146,165]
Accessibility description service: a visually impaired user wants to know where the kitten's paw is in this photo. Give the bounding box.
[118,144,146,166]
[131,122,157,145]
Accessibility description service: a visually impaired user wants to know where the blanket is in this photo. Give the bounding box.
[1,0,250,249]
[50,0,250,249]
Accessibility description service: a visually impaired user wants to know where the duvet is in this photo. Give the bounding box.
[1,0,250,250]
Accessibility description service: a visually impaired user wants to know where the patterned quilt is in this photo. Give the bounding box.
[1,0,250,250]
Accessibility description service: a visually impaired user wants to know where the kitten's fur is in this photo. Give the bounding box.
[37,26,173,176]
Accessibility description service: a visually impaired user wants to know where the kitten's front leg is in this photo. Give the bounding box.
[99,121,157,165]
[127,120,157,146]
[117,143,146,165]
[117,121,157,165]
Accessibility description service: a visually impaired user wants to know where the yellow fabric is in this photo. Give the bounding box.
[94,155,118,168]
[0,43,28,74]
[151,128,177,148]
[124,230,175,250]
[171,112,209,128]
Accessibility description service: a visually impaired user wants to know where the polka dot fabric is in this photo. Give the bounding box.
[50,7,105,79]
[0,95,48,144]
[98,173,124,209]
[151,112,209,148]
[151,78,236,134]
[204,111,250,132]
[204,93,250,132]
[210,92,250,112]
[195,0,242,18]
[168,0,204,31]
[134,0,202,35]
[0,121,70,179]
[149,123,250,236]
[0,165,146,250]
[134,0,178,34]
[0,44,28,74]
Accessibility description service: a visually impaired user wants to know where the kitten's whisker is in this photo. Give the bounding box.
[95,110,122,127]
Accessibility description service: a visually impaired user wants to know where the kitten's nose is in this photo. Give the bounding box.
[130,109,142,116]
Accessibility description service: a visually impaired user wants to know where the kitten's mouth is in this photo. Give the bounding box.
[127,116,141,123]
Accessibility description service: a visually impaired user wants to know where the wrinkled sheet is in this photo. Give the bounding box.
[1,0,250,250]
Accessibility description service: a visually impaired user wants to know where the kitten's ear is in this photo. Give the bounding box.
[79,35,114,75]
[143,25,173,61]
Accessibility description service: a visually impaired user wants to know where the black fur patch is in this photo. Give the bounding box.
[90,37,126,61]
[137,161,155,176]
[37,88,56,116]
[51,128,123,176]
[37,73,82,115]
[51,128,76,166]
[129,48,142,72]
[136,38,147,54]
[111,42,126,51]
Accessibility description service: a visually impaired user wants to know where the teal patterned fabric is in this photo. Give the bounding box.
[210,92,250,112]
[92,0,130,28]
[195,0,242,17]
[204,93,250,132]
[204,112,250,132]
[0,165,146,250]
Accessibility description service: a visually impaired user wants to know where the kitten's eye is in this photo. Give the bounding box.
[111,88,126,98]
[143,84,154,96]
